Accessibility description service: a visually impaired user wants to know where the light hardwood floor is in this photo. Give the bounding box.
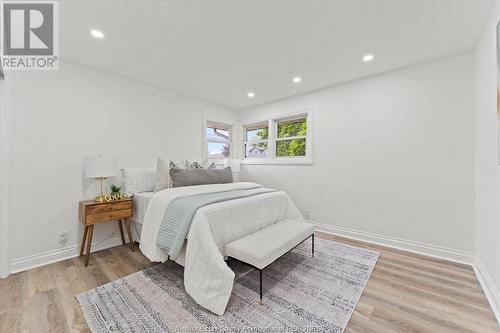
[0,233,498,332]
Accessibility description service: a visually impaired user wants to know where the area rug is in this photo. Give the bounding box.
[76,238,379,333]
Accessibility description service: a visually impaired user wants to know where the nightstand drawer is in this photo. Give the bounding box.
[85,209,132,224]
[86,201,132,214]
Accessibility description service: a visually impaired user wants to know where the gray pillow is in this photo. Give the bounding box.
[170,167,233,187]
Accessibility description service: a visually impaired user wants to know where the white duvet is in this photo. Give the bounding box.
[139,182,304,315]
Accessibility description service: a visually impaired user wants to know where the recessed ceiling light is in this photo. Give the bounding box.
[247,91,255,98]
[293,76,302,83]
[363,54,374,62]
[90,30,104,39]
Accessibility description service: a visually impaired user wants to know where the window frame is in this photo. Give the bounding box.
[204,120,233,162]
[274,115,308,159]
[241,110,313,165]
[243,122,270,160]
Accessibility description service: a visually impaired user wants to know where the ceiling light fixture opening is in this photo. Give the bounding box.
[363,54,374,62]
[293,76,302,83]
[247,91,255,98]
[90,30,104,39]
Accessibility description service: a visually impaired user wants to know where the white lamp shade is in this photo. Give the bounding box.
[224,159,241,173]
[84,156,117,178]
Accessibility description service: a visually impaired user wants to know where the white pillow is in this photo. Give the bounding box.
[154,158,170,192]
[121,168,156,195]
[154,158,191,191]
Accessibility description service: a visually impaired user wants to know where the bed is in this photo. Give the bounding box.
[138,182,304,315]
[127,191,154,240]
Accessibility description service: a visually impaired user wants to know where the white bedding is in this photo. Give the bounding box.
[139,182,304,315]
[131,192,154,224]
[127,192,154,240]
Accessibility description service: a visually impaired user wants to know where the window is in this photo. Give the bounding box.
[244,123,269,159]
[241,111,312,164]
[206,122,232,160]
[275,117,307,157]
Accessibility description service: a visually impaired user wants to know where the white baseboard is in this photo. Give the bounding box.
[473,257,500,326]
[312,221,474,265]
[6,222,475,271]
[8,236,127,274]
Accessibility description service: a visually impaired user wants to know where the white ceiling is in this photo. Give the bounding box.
[60,0,493,109]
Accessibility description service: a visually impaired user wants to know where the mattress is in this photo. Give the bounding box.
[128,192,154,240]
[131,192,154,224]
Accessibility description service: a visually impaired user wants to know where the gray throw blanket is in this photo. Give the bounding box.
[156,186,276,259]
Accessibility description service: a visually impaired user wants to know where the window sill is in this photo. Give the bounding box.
[241,157,313,165]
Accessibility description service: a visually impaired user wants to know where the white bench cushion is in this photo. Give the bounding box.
[225,220,314,269]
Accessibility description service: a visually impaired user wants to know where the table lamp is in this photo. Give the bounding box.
[84,155,117,202]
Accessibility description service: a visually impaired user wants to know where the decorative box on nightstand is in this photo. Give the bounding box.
[79,198,134,266]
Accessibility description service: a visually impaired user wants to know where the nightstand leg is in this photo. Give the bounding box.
[123,219,135,252]
[80,226,89,256]
[117,220,125,245]
[85,225,94,267]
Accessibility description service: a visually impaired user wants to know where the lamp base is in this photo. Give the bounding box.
[94,177,108,203]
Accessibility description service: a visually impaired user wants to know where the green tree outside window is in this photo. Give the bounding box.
[276,119,307,157]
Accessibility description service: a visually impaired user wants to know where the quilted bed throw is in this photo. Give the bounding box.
[156,186,275,259]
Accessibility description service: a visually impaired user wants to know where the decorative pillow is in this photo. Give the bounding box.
[170,167,233,188]
[155,158,189,191]
[200,160,217,169]
[170,160,189,170]
[121,168,156,195]
[189,161,203,169]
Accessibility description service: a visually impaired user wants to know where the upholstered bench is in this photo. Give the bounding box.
[225,220,315,304]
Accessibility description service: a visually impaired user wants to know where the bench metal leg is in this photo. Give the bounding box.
[312,234,315,257]
[259,269,263,305]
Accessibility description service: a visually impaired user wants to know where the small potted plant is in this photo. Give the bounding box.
[110,184,121,195]
[109,185,121,200]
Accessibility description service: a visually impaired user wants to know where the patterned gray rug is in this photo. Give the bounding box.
[76,238,379,333]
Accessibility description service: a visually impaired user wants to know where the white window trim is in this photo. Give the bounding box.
[242,121,269,160]
[203,116,234,164]
[241,110,313,165]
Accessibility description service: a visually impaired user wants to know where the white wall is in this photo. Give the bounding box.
[474,0,500,321]
[2,52,479,273]
[238,52,476,254]
[0,79,10,278]
[5,61,235,268]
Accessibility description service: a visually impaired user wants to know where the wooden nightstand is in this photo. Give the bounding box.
[79,198,134,266]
